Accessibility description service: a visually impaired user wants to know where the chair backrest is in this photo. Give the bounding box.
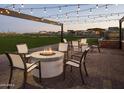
[58,43,68,52]
[72,41,79,47]
[80,38,87,44]
[16,43,28,54]
[63,38,67,43]
[80,47,90,64]
[81,46,88,52]
[6,53,26,69]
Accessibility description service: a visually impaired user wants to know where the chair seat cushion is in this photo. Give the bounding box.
[66,61,79,67]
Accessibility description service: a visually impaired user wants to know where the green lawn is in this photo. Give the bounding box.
[0,35,98,54]
[0,35,80,54]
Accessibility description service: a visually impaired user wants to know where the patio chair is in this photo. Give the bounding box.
[90,45,100,53]
[63,38,67,43]
[16,43,31,62]
[6,53,42,88]
[71,41,81,51]
[63,47,90,84]
[80,38,88,46]
[90,39,101,53]
[58,43,68,61]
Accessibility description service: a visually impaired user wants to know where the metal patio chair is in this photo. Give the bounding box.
[58,43,69,61]
[63,47,90,84]
[6,53,42,88]
[16,43,31,62]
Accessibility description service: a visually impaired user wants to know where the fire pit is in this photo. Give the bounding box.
[40,48,55,56]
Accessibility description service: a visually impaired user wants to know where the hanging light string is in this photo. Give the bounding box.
[4,4,113,19]
[13,4,88,10]
[89,12,122,20]
[6,4,111,17]
[50,11,124,20]
[44,4,112,18]
[105,4,108,11]
[60,15,121,24]
[61,18,119,24]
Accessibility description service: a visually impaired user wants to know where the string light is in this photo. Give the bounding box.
[0,11,3,13]
[76,11,79,17]
[5,10,10,14]
[12,4,15,10]
[21,4,24,8]
[105,5,108,11]
[44,7,47,13]
[89,8,92,14]
[18,9,21,14]
[96,4,99,8]
[77,4,80,11]
[30,8,33,14]
[59,7,62,12]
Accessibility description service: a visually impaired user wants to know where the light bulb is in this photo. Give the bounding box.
[44,8,46,13]
[90,8,92,14]
[105,5,108,11]
[59,7,62,12]
[96,4,99,8]
[30,8,33,14]
[77,4,80,11]
[77,11,79,16]
[21,4,24,8]
[12,4,15,10]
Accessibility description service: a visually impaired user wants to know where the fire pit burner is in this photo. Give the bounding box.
[39,48,56,56]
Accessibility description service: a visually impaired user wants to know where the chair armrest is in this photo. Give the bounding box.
[27,60,40,69]
[68,59,80,64]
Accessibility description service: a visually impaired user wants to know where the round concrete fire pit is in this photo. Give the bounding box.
[30,51,64,78]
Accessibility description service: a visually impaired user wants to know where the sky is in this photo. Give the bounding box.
[0,4,124,33]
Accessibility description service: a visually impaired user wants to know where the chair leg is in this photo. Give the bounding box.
[79,66,85,85]
[63,65,66,80]
[7,67,13,89]
[38,62,42,83]
[98,47,100,53]
[90,47,93,52]
[23,70,27,88]
[70,66,73,72]
[83,63,88,77]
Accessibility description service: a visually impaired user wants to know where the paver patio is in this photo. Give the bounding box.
[0,44,124,89]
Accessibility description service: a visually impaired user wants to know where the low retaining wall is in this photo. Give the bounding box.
[99,40,119,49]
